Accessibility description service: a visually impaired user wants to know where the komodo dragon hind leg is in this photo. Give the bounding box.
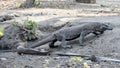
[49,39,57,48]
[99,31,104,34]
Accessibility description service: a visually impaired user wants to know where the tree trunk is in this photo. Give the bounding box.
[20,0,35,8]
[76,0,96,4]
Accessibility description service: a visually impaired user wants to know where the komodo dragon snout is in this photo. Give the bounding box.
[94,23,113,35]
[100,23,113,31]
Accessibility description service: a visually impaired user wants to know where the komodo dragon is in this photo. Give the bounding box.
[29,22,113,48]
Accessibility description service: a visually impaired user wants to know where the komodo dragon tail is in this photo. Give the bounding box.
[29,34,55,48]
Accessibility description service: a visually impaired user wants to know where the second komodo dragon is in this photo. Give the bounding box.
[29,22,113,48]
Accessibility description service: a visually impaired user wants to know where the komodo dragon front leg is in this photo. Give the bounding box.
[60,35,72,48]
[79,31,86,46]
[79,30,106,46]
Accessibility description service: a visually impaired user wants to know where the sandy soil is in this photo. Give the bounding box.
[0,0,120,68]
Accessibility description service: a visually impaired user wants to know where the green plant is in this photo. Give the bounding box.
[70,57,83,63]
[0,27,4,38]
[34,0,41,6]
[43,60,49,68]
[15,2,22,8]
[83,62,90,68]
[13,18,39,41]
[24,18,38,35]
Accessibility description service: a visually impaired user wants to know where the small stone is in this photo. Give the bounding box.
[24,65,33,68]
[0,58,7,61]
[40,49,46,52]
[17,46,25,49]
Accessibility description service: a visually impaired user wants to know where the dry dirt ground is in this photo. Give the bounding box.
[1,0,120,68]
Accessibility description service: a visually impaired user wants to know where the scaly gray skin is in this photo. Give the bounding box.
[29,22,113,48]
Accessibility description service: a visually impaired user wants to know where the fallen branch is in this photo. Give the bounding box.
[0,46,51,55]
[54,52,120,63]
[1,48,120,63]
[54,52,90,57]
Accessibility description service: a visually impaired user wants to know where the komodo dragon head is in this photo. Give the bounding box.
[100,23,113,31]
